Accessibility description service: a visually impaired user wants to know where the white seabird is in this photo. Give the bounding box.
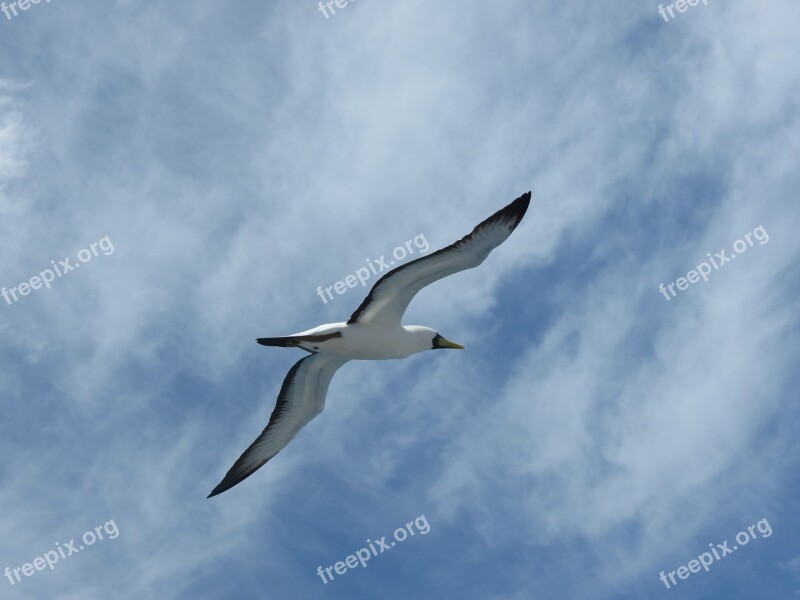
[208,191,531,497]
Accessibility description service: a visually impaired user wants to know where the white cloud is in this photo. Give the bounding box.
[1,1,798,598]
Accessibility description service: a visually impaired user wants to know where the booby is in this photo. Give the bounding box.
[208,191,531,497]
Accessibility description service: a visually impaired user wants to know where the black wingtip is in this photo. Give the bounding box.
[502,190,532,233]
[207,464,265,498]
[208,470,245,498]
[207,480,229,499]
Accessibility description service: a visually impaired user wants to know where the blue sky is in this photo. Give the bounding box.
[1,1,799,598]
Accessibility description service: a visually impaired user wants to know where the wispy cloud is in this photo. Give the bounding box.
[1,1,798,599]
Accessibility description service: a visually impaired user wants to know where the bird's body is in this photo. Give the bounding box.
[261,322,442,360]
[208,191,532,497]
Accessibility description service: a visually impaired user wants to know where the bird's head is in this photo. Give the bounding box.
[403,326,465,354]
[431,332,465,351]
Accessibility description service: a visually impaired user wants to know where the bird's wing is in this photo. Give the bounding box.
[208,353,349,497]
[347,191,531,326]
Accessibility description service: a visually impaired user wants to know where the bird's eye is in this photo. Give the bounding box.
[313,346,319,350]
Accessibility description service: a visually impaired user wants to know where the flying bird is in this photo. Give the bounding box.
[208,191,532,497]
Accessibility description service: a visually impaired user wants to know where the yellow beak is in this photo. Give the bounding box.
[436,336,466,350]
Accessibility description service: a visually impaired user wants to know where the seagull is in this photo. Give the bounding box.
[208,191,531,497]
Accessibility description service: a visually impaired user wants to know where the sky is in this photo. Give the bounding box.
[1,0,799,598]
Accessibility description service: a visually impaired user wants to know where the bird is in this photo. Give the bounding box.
[207,191,532,497]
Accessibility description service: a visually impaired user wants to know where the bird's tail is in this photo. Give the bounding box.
[256,331,343,349]
[256,336,303,347]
